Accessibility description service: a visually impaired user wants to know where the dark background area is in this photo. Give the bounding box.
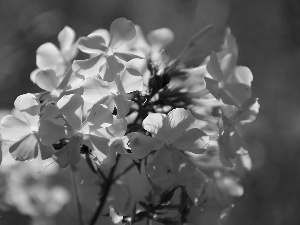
[1,0,300,224]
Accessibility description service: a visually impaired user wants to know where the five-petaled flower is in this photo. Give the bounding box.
[72,18,143,82]
[127,108,209,188]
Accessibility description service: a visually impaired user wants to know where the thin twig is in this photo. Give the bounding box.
[113,162,136,182]
[70,165,84,225]
[89,155,121,225]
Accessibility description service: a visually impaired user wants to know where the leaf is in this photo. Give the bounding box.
[160,186,178,203]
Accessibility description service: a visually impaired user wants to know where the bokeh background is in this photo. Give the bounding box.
[1,0,300,224]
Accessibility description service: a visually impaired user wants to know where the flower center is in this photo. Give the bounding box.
[30,126,38,134]
[218,81,225,89]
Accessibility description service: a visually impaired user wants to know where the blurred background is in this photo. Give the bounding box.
[1,0,300,224]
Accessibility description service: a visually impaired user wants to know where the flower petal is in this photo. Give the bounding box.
[228,66,253,86]
[145,147,196,188]
[173,128,209,153]
[30,68,41,83]
[98,146,117,169]
[78,33,107,54]
[206,52,223,81]
[221,53,238,82]
[57,68,84,91]
[166,108,195,141]
[38,140,55,160]
[39,120,71,146]
[85,103,113,129]
[53,137,81,167]
[114,52,144,62]
[57,94,83,131]
[85,134,110,153]
[35,69,58,92]
[9,133,38,161]
[219,126,236,160]
[127,132,164,159]
[102,56,125,82]
[120,72,143,93]
[221,83,252,107]
[14,93,40,111]
[0,115,31,141]
[72,54,105,78]
[204,77,221,100]
[147,28,174,49]
[36,43,64,70]
[92,29,110,45]
[58,26,76,51]
[109,18,136,49]
[142,113,167,140]
[113,94,132,118]
[92,118,127,139]
[80,77,111,103]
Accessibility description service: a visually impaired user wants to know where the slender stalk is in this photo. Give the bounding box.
[89,155,121,225]
[70,165,84,225]
[113,162,135,182]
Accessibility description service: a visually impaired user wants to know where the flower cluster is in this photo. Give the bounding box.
[0,18,259,225]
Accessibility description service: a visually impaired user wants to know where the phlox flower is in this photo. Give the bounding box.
[31,26,78,83]
[89,118,134,169]
[125,26,174,62]
[127,108,209,188]
[39,94,113,168]
[72,18,143,81]
[80,71,143,118]
[204,52,252,108]
[0,94,54,161]
[34,68,84,104]
[218,97,259,168]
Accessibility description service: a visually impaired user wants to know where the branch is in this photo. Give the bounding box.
[70,165,84,225]
[89,155,121,225]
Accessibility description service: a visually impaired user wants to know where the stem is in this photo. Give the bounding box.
[89,155,121,225]
[113,162,135,182]
[70,165,84,225]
